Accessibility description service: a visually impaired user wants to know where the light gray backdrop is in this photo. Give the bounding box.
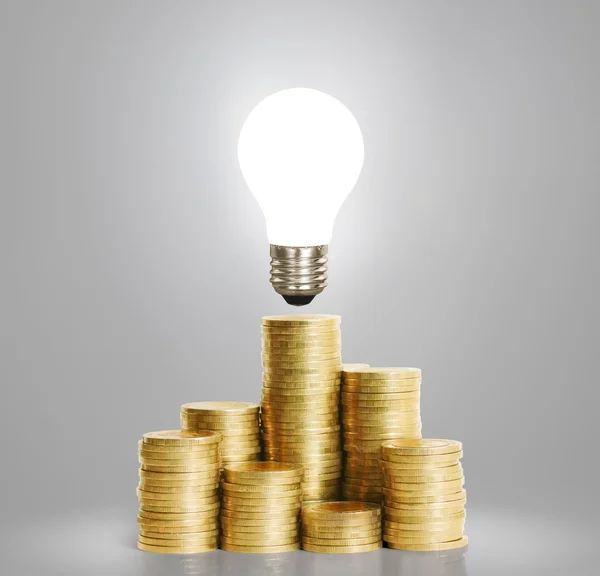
[1,1,598,575]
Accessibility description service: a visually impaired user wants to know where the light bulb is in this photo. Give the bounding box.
[238,88,364,305]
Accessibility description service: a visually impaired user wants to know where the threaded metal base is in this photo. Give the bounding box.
[269,245,328,306]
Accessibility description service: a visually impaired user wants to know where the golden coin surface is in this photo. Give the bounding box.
[302,535,381,547]
[383,488,466,504]
[301,541,382,554]
[385,512,466,525]
[180,401,259,415]
[137,441,219,453]
[385,497,466,511]
[220,542,300,553]
[138,523,218,534]
[382,451,463,465]
[139,469,220,481]
[138,506,219,519]
[138,450,220,462]
[303,501,380,519]
[381,439,462,456]
[221,502,301,514]
[139,527,219,538]
[224,461,303,480]
[302,527,381,539]
[221,534,299,546]
[262,379,341,389]
[386,478,464,492]
[220,520,299,532]
[384,465,463,481]
[142,430,222,446]
[137,488,218,500]
[384,519,464,532]
[222,493,302,506]
[140,462,220,473]
[138,533,218,546]
[221,482,301,494]
[263,350,341,360]
[342,364,370,372]
[137,541,217,554]
[340,367,422,379]
[263,337,341,348]
[262,314,341,326]
[220,508,300,520]
[384,529,464,543]
[137,512,220,524]
[386,536,468,551]
[139,503,221,514]
[342,382,421,392]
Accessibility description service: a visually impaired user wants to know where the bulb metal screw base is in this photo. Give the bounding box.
[269,245,328,306]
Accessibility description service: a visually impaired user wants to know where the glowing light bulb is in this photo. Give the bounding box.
[238,88,364,305]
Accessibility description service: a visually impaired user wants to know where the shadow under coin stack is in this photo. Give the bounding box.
[136,430,222,554]
[381,439,467,551]
[220,462,304,553]
[180,402,260,470]
[301,501,382,554]
[341,367,423,503]
[260,315,343,503]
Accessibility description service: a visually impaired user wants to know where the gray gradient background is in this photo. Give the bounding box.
[1,1,599,574]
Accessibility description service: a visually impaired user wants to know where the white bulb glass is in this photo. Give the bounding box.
[238,88,364,246]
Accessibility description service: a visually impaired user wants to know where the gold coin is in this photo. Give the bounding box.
[138,450,220,462]
[381,439,462,456]
[262,378,341,389]
[180,401,259,416]
[139,527,219,538]
[340,367,422,379]
[137,519,219,531]
[385,497,466,511]
[137,541,217,554]
[137,441,220,454]
[342,376,421,386]
[224,461,303,480]
[138,502,220,524]
[220,519,299,531]
[220,542,299,553]
[221,534,299,546]
[138,487,218,499]
[343,409,421,420]
[302,490,340,501]
[222,488,304,501]
[341,399,420,409]
[262,426,339,436]
[386,536,468,551]
[302,535,381,547]
[220,482,300,494]
[180,421,259,432]
[261,406,339,417]
[138,524,218,534]
[301,541,382,554]
[384,519,464,532]
[344,430,422,442]
[221,520,299,531]
[381,461,461,471]
[179,411,258,421]
[384,530,463,544]
[263,369,342,379]
[385,503,465,517]
[263,340,341,351]
[385,512,466,525]
[264,356,343,368]
[262,385,340,396]
[263,449,341,461]
[261,395,339,407]
[384,464,463,481]
[221,527,299,541]
[301,479,341,491]
[263,334,341,345]
[342,364,370,372]
[261,314,341,326]
[220,508,299,520]
[385,478,464,492]
[140,459,220,471]
[222,492,302,505]
[382,451,463,465]
[218,447,261,457]
[139,503,221,514]
[383,488,466,504]
[138,533,218,546]
[142,430,222,447]
[263,350,341,361]
[138,471,221,483]
[261,324,341,334]
[302,501,380,519]
[221,502,300,514]
[137,493,219,505]
[302,527,381,539]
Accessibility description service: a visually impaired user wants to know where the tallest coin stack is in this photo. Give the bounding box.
[260,315,343,503]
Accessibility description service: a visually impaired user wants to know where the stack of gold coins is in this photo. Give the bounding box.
[341,367,423,503]
[261,315,343,503]
[301,501,382,554]
[180,402,260,469]
[220,461,304,553]
[381,439,467,551]
[136,430,222,554]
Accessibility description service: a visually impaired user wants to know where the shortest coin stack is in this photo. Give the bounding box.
[180,402,261,469]
[381,439,468,551]
[301,501,382,554]
[220,462,304,553]
[137,430,222,554]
